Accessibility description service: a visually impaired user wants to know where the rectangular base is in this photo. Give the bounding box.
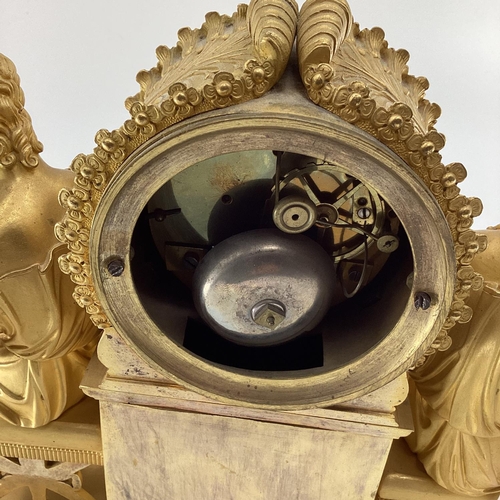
[82,341,412,500]
[101,400,395,500]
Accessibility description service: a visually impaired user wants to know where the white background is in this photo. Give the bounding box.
[1,0,499,228]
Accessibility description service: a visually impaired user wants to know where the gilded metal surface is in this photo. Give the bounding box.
[0,57,42,171]
[129,0,298,109]
[0,444,103,467]
[88,99,455,408]
[2,0,495,495]
[296,2,485,364]
[297,0,352,74]
[55,0,298,329]
[54,0,480,365]
[0,457,96,499]
[0,54,99,428]
[407,227,500,496]
[52,0,480,406]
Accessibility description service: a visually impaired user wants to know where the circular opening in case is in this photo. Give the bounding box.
[130,151,411,373]
[91,110,455,408]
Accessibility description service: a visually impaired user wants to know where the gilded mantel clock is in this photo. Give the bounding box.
[1,0,498,498]
[55,0,476,407]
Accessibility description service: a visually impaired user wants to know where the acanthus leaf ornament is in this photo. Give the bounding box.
[296,1,485,365]
[56,0,485,365]
[56,0,298,330]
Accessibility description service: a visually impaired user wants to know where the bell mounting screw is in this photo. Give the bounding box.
[107,258,125,277]
[414,292,432,311]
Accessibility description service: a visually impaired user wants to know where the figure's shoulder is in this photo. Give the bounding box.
[0,162,72,278]
[473,227,500,285]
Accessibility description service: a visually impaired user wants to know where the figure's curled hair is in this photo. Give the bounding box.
[0,54,43,169]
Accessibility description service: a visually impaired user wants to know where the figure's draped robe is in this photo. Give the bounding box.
[0,244,97,427]
[408,281,500,496]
